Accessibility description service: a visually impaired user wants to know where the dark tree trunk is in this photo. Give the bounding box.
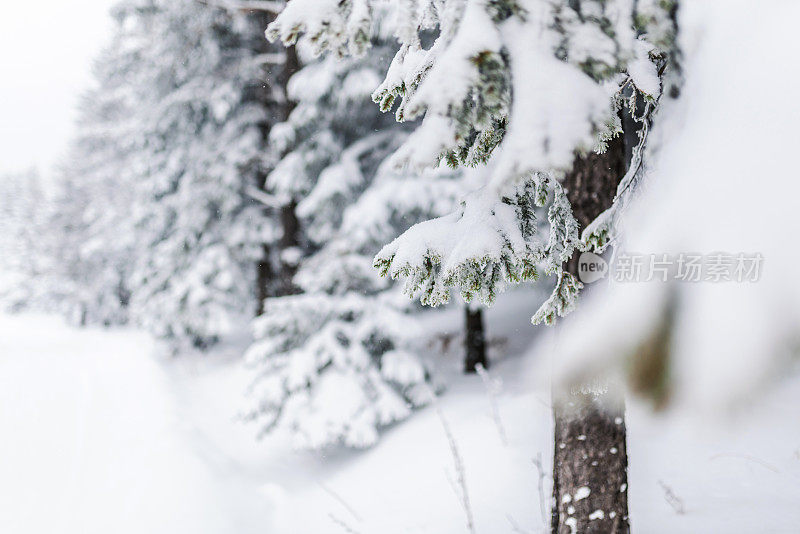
[276,198,301,297]
[270,44,301,299]
[250,8,301,311]
[464,306,487,373]
[275,44,301,296]
[551,388,629,533]
[255,243,273,315]
[552,133,631,533]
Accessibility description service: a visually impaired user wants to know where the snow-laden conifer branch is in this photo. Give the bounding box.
[374,171,552,307]
[266,0,675,325]
[245,27,474,448]
[245,186,289,208]
[245,292,431,448]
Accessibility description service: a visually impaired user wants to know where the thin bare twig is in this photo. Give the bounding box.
[428,387,477,534]
[475,363,508,446]
[319,481,362,522]
[532,394,551,409]
[506,514,532,534]
[328,513,362,534]
[657,480,685,515]
[531,453,547,526]
[708,452,781,473]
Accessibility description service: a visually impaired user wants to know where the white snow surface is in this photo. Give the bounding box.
[3,308,800,533]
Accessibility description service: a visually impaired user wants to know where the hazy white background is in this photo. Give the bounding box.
[0,0,115,175]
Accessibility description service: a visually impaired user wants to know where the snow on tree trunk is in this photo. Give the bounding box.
[464,306,487,373]
[552,387,629,533]
[553,132,629,533]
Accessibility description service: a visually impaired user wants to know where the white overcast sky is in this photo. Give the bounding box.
[0,0,116,176]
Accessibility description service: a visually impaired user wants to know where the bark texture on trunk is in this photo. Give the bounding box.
[552,133,630,533]
[561,136,626,236]
[551,388,629,533]
[464,306,487,373]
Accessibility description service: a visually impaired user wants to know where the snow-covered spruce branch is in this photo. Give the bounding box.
[374,171,585,325]
[243,26,479,449]
[373,172,565,307]
[266,0,672,327]
[245,186,288,208]
[245,291,433,449]
[265,0,657,174]
[530,270,583,326]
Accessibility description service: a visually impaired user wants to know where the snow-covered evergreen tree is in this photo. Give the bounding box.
[44,9,147,325]
[268,0,673,321]
[0,170,47,312]
[246,164,467,449]
[118,0,272,348]
[23,0,278,347]
[45,170,135,326]
[264,0,678,527]
[244,26,471,448]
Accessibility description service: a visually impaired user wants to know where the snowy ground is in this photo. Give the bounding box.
[2,310,800,533]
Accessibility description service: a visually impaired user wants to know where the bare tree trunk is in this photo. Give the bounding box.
[255,243,273,315]
[551,387,629,533]
[276,198,301,296]
[552,133,630,533]
[464,306,487,373]
[271,43,301,298]
[250,8,300,310]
